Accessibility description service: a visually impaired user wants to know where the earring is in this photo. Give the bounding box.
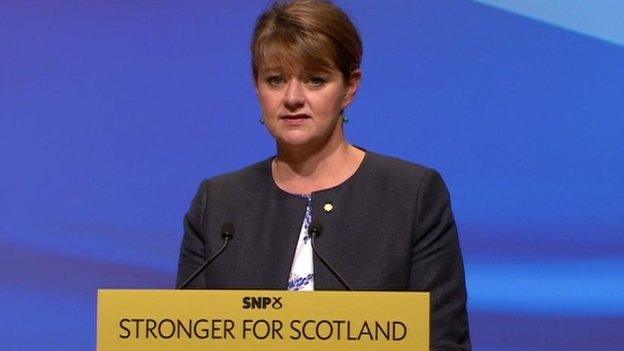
[259,116,265,124]
[342,112,349,123]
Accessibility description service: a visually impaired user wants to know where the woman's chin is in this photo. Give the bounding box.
[278,138,314,148]
[275,132,319,149]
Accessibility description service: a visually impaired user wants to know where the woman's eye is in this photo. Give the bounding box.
[267,76,284,86]
[307,77,326,87]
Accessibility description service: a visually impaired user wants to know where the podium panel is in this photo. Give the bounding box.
[98,289,429,350]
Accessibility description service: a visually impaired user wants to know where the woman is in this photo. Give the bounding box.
[177,0,470,349]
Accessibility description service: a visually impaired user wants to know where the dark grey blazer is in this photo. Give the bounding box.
[177,151,471,350]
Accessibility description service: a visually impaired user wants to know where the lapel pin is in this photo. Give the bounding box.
[323,202,334,212]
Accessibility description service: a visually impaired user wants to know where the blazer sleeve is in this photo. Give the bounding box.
[176,180,209,288]
[410,169,471,350]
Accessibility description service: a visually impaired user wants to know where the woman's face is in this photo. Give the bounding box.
[256,64,361,149]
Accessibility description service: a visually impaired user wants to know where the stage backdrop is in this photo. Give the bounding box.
[2,1,623,350]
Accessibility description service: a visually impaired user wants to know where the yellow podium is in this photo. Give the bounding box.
[97,289,429,350]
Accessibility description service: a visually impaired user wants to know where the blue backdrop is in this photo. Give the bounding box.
[2,1,623,350]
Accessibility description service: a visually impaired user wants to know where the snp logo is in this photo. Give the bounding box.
[242,296,283,310]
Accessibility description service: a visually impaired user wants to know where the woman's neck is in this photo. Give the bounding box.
[272,139,365,195]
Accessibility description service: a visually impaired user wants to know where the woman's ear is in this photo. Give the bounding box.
[342,69,362,108]
[253,76,260,96]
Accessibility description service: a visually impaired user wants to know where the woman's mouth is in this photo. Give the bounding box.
[280,114,311,126]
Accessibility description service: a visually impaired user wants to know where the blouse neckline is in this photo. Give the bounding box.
[268,149,370,198]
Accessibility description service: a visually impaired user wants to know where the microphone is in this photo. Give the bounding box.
[177,222,235,289]
[308,221,353,291]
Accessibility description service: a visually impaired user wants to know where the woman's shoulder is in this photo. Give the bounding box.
[196,157,274,195]
[363,150,443,183]
[360,150,452,205]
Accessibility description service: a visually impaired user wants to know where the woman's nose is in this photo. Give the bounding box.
[283,80,305,109]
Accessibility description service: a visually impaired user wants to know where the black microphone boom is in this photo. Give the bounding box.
[176,222,235,289]
[308,221,353,291]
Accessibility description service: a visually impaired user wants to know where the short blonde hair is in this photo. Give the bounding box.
[251,0,362,81]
